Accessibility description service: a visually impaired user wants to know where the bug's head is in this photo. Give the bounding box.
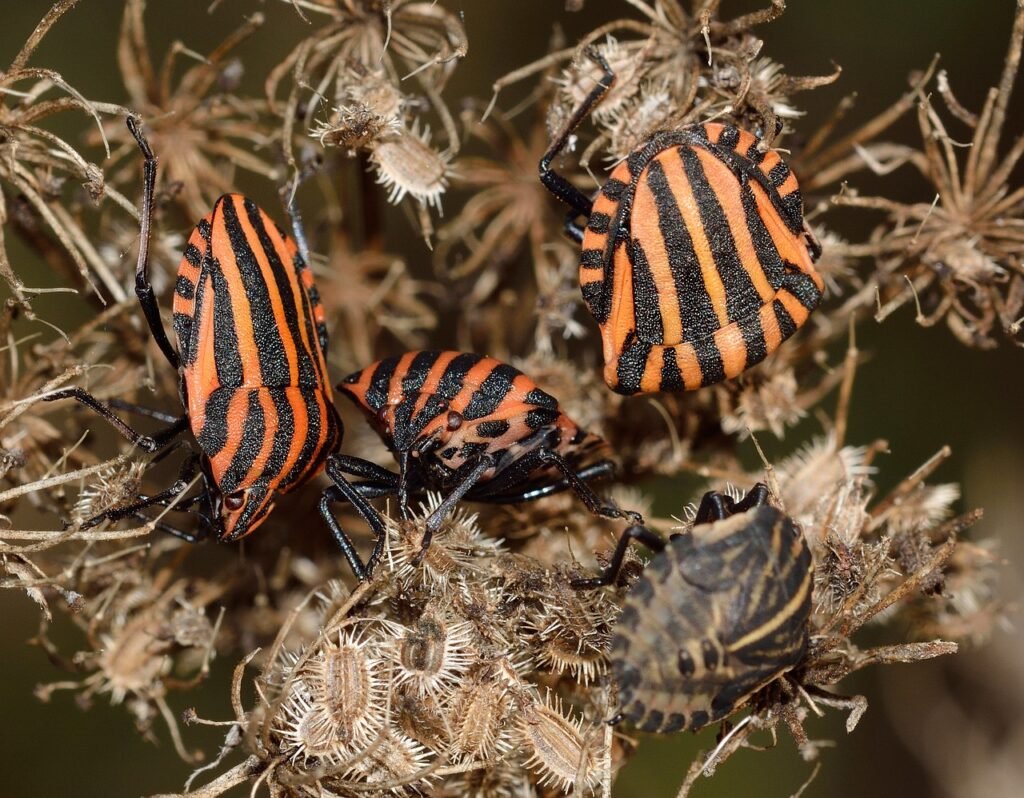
[213,481,277,542]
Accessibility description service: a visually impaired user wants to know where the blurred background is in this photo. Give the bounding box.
[0,1,1021,796]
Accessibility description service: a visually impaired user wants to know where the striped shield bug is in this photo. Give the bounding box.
[44,117,388,581]
[572,484,813,733]
[336,350,644,563]
[540,49,825,395]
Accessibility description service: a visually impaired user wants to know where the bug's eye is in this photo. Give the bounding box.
[223,492,245,512]
[446,411,463,431]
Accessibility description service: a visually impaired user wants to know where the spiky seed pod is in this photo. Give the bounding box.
[517,692,600,794]
[370,124,452,210]
[447,664,515,762]
[70,461,147,525]
[340,730,433,793]
[394,686,451,753]
[392,608,475,698]
[389,501,502,588]
[275,626,389,764]
[528,576,615,684]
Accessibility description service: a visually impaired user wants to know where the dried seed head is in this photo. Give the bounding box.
[72,461,147,524]
[392,609,475,697]
[447,664,515,762]
[389,498,502,587]
[777,435,874,523]
[341,730,433,792]
[720,367,805,438]
[314,104,401,151]
[517,692,599,793]
[394,687,450,752]
[885,483,960,533]
[275,626,388,763]
[370,123,451,209]
[528,578,614,684]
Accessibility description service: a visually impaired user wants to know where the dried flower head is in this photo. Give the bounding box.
[0,0,127,316]
[836,3,1024,347]
[100,0,275,220]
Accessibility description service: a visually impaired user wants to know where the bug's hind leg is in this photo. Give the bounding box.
[43,388,187,453]
[571,524,666,589]
[322,456,391,581]
[539,46,615,220]
[538,450,644,525]
[126,116,180,371]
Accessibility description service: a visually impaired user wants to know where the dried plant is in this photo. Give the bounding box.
[100,0,276,220]
[269,0,466,233]
[835,1,1024,348]
[0,0,128,318]
[0,2,1014,797]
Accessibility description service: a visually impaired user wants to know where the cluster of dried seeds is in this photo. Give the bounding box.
[0,1,1015,796]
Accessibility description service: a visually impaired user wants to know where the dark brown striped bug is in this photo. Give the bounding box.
[540,50,825,395]
[336,350,644,565]
[572,484,813,733]
[44,117,389,579]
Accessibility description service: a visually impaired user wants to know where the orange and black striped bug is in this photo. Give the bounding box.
[44,117,390,581]
[337,350,644,563]
[572,484,812,733]
[539,50,825,395]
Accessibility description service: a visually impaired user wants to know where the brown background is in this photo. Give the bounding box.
[1,1,1022,796]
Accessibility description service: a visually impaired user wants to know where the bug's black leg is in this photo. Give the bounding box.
[42,388,187,453]
[397,450,412,521]
[538,450,644,525]
[564,212,586,244]
[126,116,180,371]
[487,459,617,504]
[731,482,770,514]
[80,454,200,532]
[323,456,390,580]
[416,454,495,564]
[571,524,665,589]
[349,480,400,500]
[693,490,733,524]
[329,454,401,487]
[539,46,615,219]
[107,398,182,424]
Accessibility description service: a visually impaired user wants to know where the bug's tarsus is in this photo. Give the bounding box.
[538,47,615,219]
[42,388,186,453]
[731,482,770,514]
[694,482,770,524]
[571,524,665,589]
[126,116,180,371]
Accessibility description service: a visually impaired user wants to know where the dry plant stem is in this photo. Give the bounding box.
[801,56,939,190]
[149,756,264,798]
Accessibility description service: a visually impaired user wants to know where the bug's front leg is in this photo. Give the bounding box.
[322,456,390,580]
[537,448,644,525]
[414,454,495,566]
[571,525,666,590]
